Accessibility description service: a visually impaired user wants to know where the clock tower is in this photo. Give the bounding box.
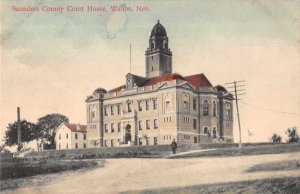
[145,20,172,78]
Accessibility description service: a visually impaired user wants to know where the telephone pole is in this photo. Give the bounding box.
[225,80,246,148]
[129,44,132,73]
[17,107,22,151]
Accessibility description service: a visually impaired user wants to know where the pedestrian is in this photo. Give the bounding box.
[171,139,177,154]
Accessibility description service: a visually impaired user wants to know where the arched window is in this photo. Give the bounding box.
[183,94,189,109]
[203,100,209,116]
[213,101,216,116]
[151,42,155,49]
[163,40,168,49]
[204,127,208,134]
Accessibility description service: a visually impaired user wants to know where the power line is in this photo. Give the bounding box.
[240,102,300,116]
[225,80,246,148]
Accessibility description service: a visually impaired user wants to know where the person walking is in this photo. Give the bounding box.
[171,139,177,154]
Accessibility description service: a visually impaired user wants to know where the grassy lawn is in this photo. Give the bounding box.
[123,176,300,194]
[0,157,100,181]
[171,143,300,158]
[247,160,300,172]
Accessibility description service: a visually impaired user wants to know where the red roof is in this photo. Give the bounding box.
[98,73,212,94]
[65,124,87,133]
[184,74,213,87]
[109,85,125,93]
[143,73,185,86]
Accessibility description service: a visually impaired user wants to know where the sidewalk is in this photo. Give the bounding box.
[166,148,217,158]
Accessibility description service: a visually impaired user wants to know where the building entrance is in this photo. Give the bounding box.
[125,124,132,144]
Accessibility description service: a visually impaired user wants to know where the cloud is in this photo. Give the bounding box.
[106,11,128,39]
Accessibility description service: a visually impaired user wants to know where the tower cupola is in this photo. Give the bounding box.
[145,20,172,78]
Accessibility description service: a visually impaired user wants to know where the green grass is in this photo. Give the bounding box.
[170,143,300,158]
[0,157,99,180]
[247,160,300,172]
[122,176,300,194]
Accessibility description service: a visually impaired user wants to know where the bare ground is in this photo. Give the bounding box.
[3,152,300,194]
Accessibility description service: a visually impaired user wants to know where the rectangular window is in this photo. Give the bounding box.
[117,105,121,115]
[75,133,78,139]
[146,101,149,111]
[105,124,108,133]
[83,134,86,140]
[193,119,197,129]
[203,100,209,116]
[118,123,121,132]
[75,143,78,149]
[194,137,197,143]
[138,101,142,111]
[59,134,61,140]
[139,121,143,130]
[128,102,132,112]
[193,99,197,110]
[139,138,142,145]
[91,111,95,118]
[111,123,114,133]
[111,139,114,147]
[59,144,61,150]
[154,137,158,145]
[83,143,86,148]
[111,106,114,115]
[104,107,107,116]
[154,119,158,129]
[153,99,157,110]
[104,140,107,147]
[146,120,150,130]
[184,135,190,140]
[66,133,68,139]
[66,143,68,149]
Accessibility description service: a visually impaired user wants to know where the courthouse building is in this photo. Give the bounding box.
[86,21,234,148]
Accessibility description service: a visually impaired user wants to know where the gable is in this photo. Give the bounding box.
[178,82,194,90]
[157,83,170,90]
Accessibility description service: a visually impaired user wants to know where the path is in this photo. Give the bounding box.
[4,152,300,194]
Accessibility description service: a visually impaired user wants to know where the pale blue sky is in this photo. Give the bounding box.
[1,0,300,144]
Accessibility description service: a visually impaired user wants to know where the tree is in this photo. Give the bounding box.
[37,114,69,150]
[269,133,282,143]
[4,120,37,149]
[286,127,299,143]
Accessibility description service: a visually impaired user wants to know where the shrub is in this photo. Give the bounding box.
[286,127,299,143]
[270,133,282,143]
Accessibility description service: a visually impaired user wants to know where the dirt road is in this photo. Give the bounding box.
[5,152,300,194]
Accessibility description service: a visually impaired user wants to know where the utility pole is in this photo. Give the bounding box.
[225,80,246,148]
[129,44,132,73]
[17,107,22,151]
